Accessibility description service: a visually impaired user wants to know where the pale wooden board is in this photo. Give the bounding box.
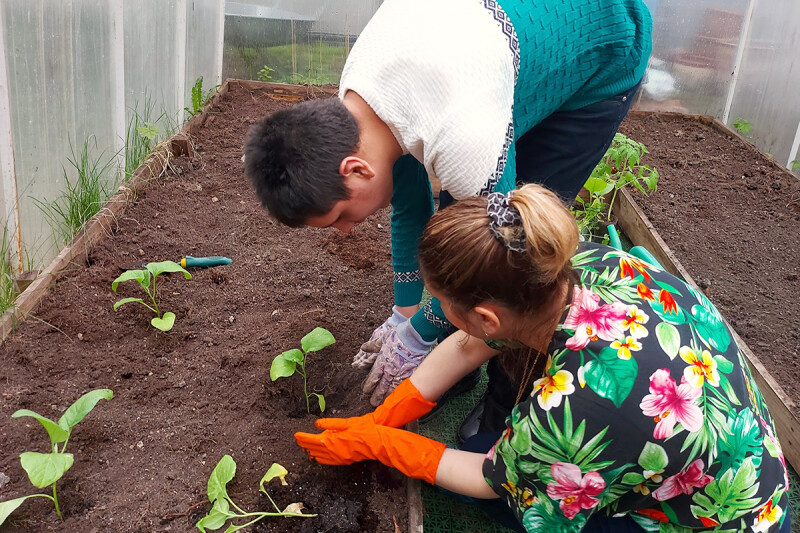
[613,187,800,471]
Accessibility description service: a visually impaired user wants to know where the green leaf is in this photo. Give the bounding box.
[584,177,614,195]
[270,350,300,380]
[655,322,681,360]
[0,495,48,526]
[12,410,69,444]
[638,442,668,472]
[20,452,74,488]
[136,122,161,140]
[622,472,645,485]
[301,327,336,353]
[151,312,176,331]
[196,498,231,531]
[113,297,145,311]
[260,463,289,493]
[146,260,191,279]
[317,394,326,413]
[207,455,236,504]
[58,388,113,431]
[112,269,150,293]
[717,409,763,473]
[714,355,734,375]
[583,347,638,407]
[281,349,304,363]
[690,457,761,523]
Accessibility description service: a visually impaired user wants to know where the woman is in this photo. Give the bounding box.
[295,184,790,532]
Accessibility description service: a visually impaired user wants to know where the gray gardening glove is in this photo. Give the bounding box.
[352,307,410,369]
[362,321,436,407]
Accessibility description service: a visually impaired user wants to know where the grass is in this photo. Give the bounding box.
[33,137,116,247]
[125,96,178,181]
[1,225,16,313]
[225,42,347,84]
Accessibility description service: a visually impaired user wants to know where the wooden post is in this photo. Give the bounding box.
[0,5,22,273]
[110,0,126,179]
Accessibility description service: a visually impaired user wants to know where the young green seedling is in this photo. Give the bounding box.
[733,117,753,136]
[195,455,315,532]
[257,65,274,82]
[112,260,191,332]
[0,389,113,525]
[270,327,335,414]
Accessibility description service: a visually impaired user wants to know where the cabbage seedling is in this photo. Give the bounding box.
[112,260,191,331]
[270,327,335,414]
[0,389,113,525]
[195,455,315,532]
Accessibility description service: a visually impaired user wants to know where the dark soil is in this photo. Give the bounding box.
[619,113,800,399]
[0,84,406,532]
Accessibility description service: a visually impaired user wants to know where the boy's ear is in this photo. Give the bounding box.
[339,156,375,180]
[473,305,502,336]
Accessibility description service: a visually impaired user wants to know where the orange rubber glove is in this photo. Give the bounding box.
[295,417,446,485]
[369,377,436,427]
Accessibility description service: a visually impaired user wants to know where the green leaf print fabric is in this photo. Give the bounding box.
[482,243,789,532]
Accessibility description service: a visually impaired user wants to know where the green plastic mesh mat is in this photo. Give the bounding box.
[418,364,800,532]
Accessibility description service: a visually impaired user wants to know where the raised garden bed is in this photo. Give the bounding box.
[616,111,800,470]
[0,81,409,532]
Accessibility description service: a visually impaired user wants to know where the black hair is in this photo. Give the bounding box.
[244,98,359,226]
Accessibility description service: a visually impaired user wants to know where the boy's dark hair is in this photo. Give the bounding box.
[244,98,359,226]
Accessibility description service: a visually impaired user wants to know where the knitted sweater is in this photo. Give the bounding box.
[339,0,652,327]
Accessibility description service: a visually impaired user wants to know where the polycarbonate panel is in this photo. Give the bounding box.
[2,0,116,265]
[222,0,380,84]
[186,0,224,107]
[727,0,800,166]
[636,0,748,117]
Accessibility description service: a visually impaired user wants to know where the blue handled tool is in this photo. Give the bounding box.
[180,256,232,268]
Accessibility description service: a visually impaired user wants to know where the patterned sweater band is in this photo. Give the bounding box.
[487,192,526,253]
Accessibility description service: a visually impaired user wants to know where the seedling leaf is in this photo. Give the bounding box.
[146,260,191,279]
[20,452,74,488]
[58,388,113,431]
[12,410,69,444]
[260,463,289,493]
[151,312,176,332]
[196,498,231,531]
[270,350,301,380]
[317,394,326,413]
[207,455,236,503]
[301,327,335,353]
[113,297,145,311]
[282,503,309,515]
[136,122,161,141]
[0,496,41,526]
[112,269,150,293]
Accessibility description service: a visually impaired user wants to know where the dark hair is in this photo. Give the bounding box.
[244,98,359,226]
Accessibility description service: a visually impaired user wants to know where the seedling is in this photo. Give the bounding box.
[572,133,658,241]
[791,159,800,171]
[136,122,161,152]
[112,260,191,332]
[185,76,220,117]
[270,327,335,414]
[195,455,315,532]
[733,117,752,136]
[0,389,113,525]
[257,65,274,82]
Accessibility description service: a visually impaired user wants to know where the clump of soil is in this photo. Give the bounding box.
[0,84,406,532]
[620,113,800,399]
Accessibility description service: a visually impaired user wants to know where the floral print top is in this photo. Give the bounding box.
[483,243,789,532]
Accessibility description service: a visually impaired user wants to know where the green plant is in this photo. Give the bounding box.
[185,76,219,117]
[196,455,314,532]
[125,96,173,181]
[112,260,191,331]
[257,65,274,82]
[270,327,335,414]
[33,137,116,246]
[1,225,16,313]
[0,389,113,525]
[791,159,800,171]
[733,117,752,136]
[571,133,658,241]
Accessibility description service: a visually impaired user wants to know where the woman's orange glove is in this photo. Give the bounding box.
[295,417,446,485]
[369,377,436,427]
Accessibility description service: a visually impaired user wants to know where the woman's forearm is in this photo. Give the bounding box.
[435,449,500,499]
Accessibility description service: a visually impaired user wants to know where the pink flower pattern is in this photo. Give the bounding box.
[563,287,628,350]
[640,369,703,439]
[652,459,713,501]
[546,462,605,519]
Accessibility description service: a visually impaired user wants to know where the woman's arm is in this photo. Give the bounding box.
[410,331,498,402]
[436,449,500,499]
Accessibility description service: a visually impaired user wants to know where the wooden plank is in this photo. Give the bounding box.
[613,188,800,472]
[406,421,424,532]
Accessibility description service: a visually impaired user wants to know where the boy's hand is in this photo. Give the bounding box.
[352,307,411,369]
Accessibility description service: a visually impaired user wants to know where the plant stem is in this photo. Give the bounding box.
[299,363,310,414]
[53,483,63,521]
[147,282,160,318]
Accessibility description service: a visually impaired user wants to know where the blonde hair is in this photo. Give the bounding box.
[418,184,578,316]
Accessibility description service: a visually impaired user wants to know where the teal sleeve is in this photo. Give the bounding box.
[410,298,454,343]
[390,155,434,307]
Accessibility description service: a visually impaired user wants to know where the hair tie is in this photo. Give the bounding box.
[487,192,526,253]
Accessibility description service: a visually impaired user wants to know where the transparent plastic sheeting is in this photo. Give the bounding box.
[0,1,223,268]
[728,0,800,167]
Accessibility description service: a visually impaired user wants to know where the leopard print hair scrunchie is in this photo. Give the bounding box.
[486,192,526,253]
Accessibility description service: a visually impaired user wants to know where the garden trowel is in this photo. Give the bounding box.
[119,255,232,271]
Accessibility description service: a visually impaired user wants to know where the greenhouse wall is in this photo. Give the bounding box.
[0,0,224,270]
